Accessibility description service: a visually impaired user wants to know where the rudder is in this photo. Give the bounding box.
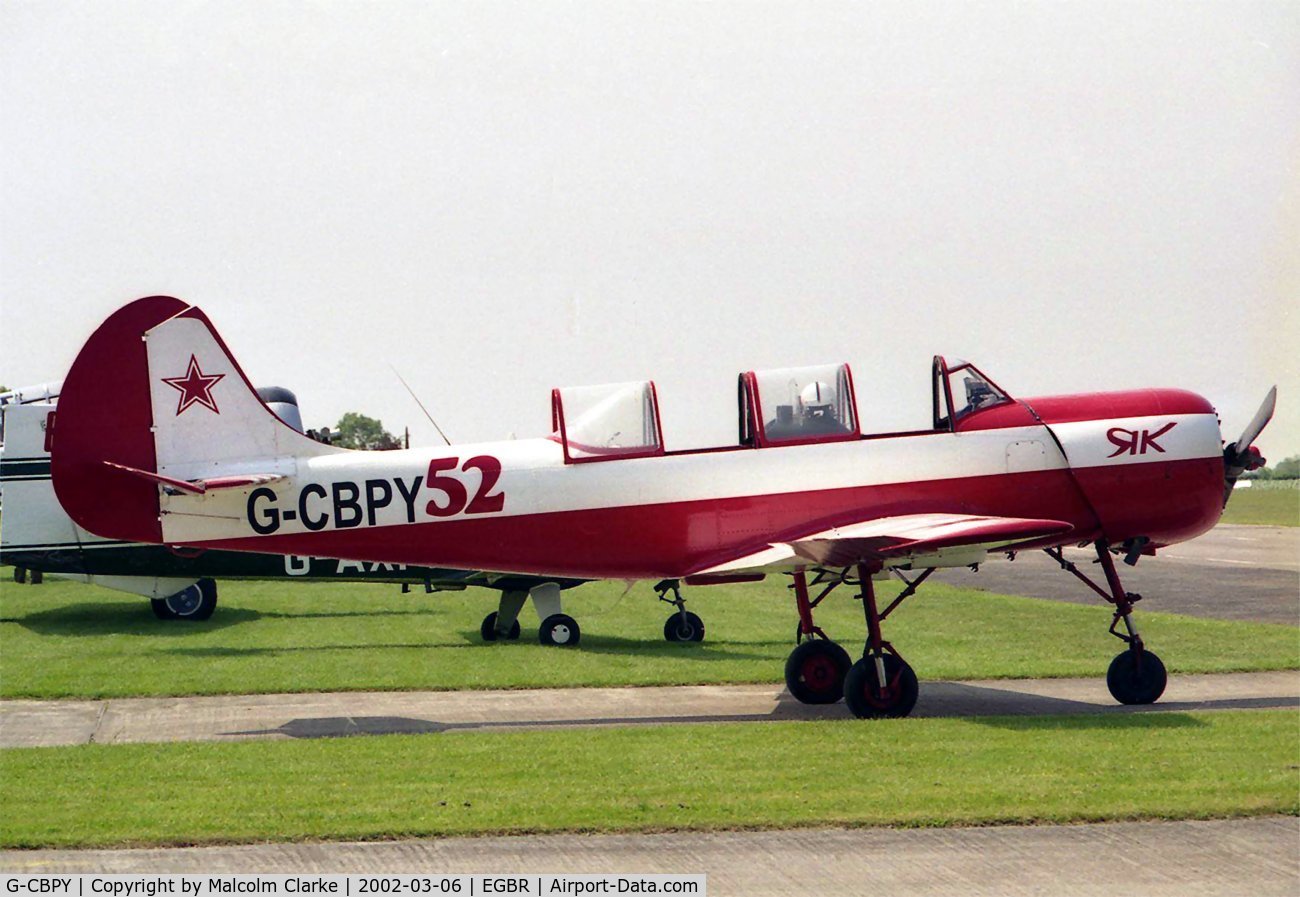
[51,297,335,543]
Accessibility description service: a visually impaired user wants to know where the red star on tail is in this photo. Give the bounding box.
[161,355,226,415]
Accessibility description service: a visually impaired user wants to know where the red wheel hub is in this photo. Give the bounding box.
[861,668,899,709]
[801,655,838,691]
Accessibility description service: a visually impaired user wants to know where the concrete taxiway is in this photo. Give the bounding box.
[2,670,1295,748]
[936,524,1298,624]
[3,816,1297,896]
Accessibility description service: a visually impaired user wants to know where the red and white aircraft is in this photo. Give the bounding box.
[48,297,1275,718]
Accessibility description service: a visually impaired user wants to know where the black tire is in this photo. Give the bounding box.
[784,639,852,704]
[480,611,521,642]
[155,579,218,621]
[13,567,27,584]
[844,654,919,719]
[539,613,581,647]
[663,611,705,643]
[188,578,218,621]
[1106,648,1167,705]
[30,570,43,585]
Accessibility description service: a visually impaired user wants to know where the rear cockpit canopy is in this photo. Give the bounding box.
[932,356,1012,430]
[551,380,664,463]
[739,363,860,447]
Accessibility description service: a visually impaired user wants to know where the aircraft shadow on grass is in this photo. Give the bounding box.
[7,603,263,636]
[5,603,463,638]
[462,632,773,662]
[149,633,768,662]
[162,642,474,657]
[3,602,768,660]
[253,608,449,621]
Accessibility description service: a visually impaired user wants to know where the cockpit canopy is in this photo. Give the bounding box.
[739,362,860,447]
[551,380,664,463]
[550,358,1009,464]
[932,356,1012,430]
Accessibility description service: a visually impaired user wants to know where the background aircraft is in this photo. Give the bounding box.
[48,297,1274,717]
[1,385,588,638]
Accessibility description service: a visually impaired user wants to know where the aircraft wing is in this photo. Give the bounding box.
[693,513,1073,575]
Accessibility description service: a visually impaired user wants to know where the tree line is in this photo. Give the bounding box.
[1244,455,1300,480]
[317,412,405,450]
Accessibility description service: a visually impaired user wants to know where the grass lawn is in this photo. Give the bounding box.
[1,577,1296,698]
[1221,486,1300,527]
[0,710,1294,848]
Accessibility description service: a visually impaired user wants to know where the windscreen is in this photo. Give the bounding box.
[942,359,1010,425]
[554,381,662,461]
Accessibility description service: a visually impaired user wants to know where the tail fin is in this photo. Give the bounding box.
[51,297,337,543]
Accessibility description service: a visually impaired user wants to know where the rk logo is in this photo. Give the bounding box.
[1107,422,1176,458]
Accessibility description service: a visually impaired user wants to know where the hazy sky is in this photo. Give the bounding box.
[3,1,1297,458]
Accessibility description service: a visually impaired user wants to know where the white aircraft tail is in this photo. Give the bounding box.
[51,296,342,543]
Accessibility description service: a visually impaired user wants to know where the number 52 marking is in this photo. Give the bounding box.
[425,455,506,517]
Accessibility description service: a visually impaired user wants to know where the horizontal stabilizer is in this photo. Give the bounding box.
[104,461,284,496]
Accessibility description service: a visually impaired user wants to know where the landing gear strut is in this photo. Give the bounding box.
[656,580,704,643]
[481,590,526,642]
[481,582,581,646]
[783,569,851,704]
[1046,540,1167,705]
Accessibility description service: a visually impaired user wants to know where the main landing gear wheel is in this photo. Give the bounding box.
[539,613,581,647]
[1106,649,1167,705]
[480,612,521,642]
[784,639,853,704]
[844,654,919,719]
[151,578,218,621]
[663,611,705,643]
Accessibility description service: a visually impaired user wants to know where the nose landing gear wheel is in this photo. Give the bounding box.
[539,613,581,647]
[480,612,521,642]
[1106,649,1167,704]
[844,654,919,719]
[784,639,852,704]
[663,611,705,643]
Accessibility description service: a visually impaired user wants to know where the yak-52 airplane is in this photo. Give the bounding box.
[47,297,1274,718]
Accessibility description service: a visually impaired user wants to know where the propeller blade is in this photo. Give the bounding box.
[1222,386,1278,506]
[1232,385,1277,456]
